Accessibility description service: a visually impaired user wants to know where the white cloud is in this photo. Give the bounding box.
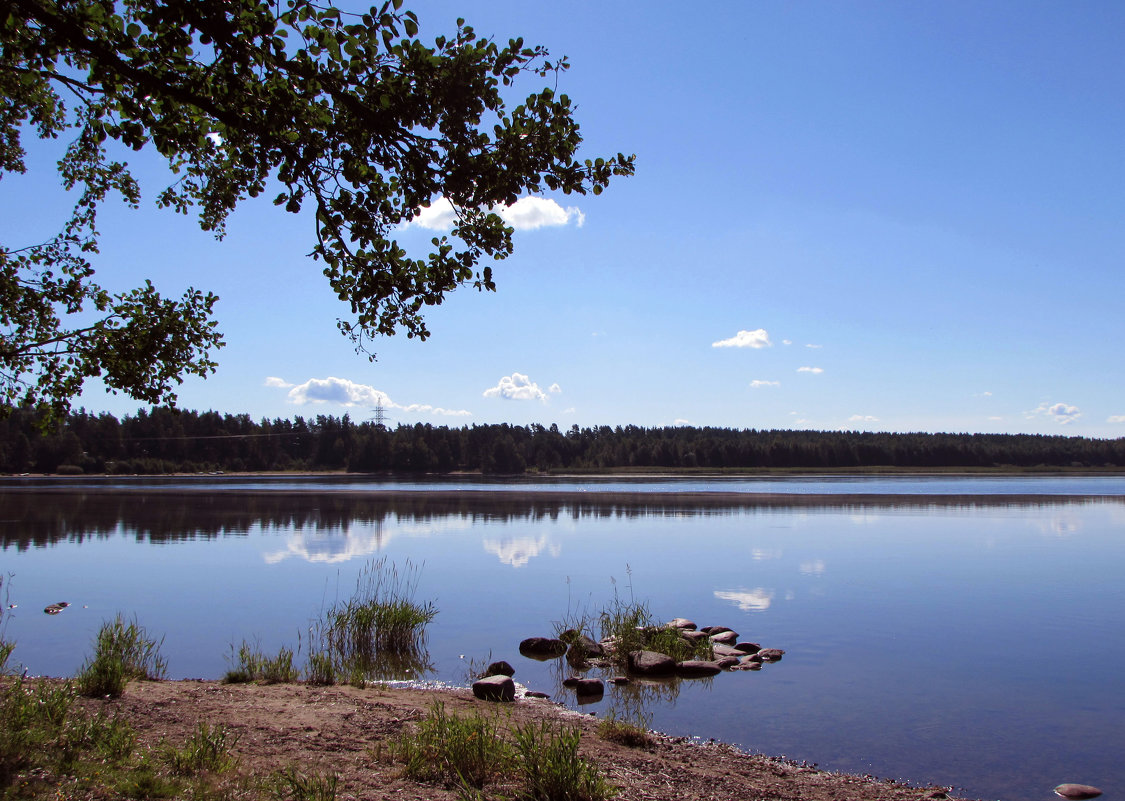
[483,373,549,401]
[1109,415,1125,423]
[797,366,824,374]
[848,414,879,423]
[750,380,780,388]
[1028,401,1082,425]
[407,196,585,231]
[270,376,471,417]
[673,418,691,426]
[548,383,562,394]
[498,196,585,230]
[805,343,823,349]
[712,328,772,349]
[782,339,793,346]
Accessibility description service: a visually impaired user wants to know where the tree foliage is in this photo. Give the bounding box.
[0,0,634,420]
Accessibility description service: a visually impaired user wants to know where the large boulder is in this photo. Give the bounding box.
[627,650,677,676]
[567,634,606,662]
[519,637,568,660]
[484,660,515,677]
[472,675,515,702]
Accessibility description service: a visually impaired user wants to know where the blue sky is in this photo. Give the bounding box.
[6,1,1125,436]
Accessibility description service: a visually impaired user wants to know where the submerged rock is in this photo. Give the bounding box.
[757,648,785,662]
[43,602,70,615]
[733,642,761,654]
[1054,785,1102,800]
[675,660,722,678]
[472,675,515,702]
[519,637,568,659]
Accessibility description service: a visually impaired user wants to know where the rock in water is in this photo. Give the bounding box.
[472,675,515,702]
[627,650,677,676]
[519,637,568,659]
[484,660,514,677]
[1054,784,1102,800]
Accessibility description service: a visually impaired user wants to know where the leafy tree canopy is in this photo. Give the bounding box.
[0,0,634,421]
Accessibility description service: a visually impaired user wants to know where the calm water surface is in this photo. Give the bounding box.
[2,475,1124,801]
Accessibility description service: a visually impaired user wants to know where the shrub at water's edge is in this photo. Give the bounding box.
[77,615,167,698]
[223,640,299,685]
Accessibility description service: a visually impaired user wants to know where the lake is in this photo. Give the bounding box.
[2,474,1124,801]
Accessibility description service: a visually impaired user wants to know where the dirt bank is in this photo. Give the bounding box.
[82,679,963,801]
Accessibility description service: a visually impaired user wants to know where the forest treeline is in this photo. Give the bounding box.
[2,406,1124,475]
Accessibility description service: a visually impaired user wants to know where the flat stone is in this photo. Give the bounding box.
[714,656,741,669]
[472,675,514,702]
[710,630,739,644]
[610,676,630,685]
[733,642,761,654]
[700,625,732,635]
[711,643,744,658]
[757,648,785,662]
[524,690,550,699]
[668,618,697,630]
[675,660,722,678]
[1055,785,1103,800]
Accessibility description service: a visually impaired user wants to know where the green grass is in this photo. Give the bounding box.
[224,640,299,684]
[391,700,512,790]
[512,719,614,801]
[314,557,436,683]
[266,766,339,801]
[595,711,653,749]
[388,702,613,801]
[164,721,240,775]
[77,615,167,698]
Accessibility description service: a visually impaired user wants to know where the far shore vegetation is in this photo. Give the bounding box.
[2,405,1124,476]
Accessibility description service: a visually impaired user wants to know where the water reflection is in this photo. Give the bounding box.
[4,489,1120,552]
[714,588,774,611]
[482,535,561,567]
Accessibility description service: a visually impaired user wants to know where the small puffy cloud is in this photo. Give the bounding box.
[499,196,585,230]
[1109,415,1125,423]
[750,380,780,388]
[407,196,585,231]
[848,414,879,423]
[1027,401,1082,424]
[270,376,470,417]
[782,339,793,346]
[673,418,691,426]
[483,373,549,401]
[712,328,772,349]
[797,366,824,374]
[548,383,562,394]
[805,343,823,349]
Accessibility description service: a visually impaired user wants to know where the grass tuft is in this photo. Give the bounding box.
[77,615,167,698]
[165,721,240,775]
[596,711,654,749]
[513,719,614,801]
[267,765,339,801]
[312,557,436,682]
[391,700,511,790]
[224,640,299,684]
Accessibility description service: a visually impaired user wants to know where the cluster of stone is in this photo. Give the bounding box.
[43,601,70,615]
[471,618,784,703]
